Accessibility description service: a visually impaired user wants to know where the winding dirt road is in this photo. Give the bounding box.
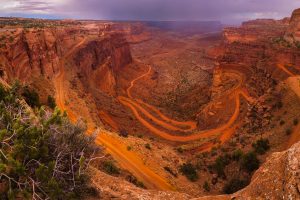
[118,65,252,146]
[53,39,174,191]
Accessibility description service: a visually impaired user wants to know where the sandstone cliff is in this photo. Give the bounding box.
[74,34,132,95]
[285,8,300,43]
[0,27,84,82]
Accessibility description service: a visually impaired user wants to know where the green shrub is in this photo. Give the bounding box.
[252,139,270,154]
[9,36,14,43]
[47,95,56,109]
[240,152,260,173]
[231,149,243,161]
[176,147,184,153]
[164,166,177,177]
[180,163,198,182]
[212,154,231,177]
[223,178,249,194]
[286,128,292,135]
[203,181,210,192]
[22,86,40,107]
[0,85,99,199]
[293,119,298,126]
[279,120,285,126]
[145,143,151,150]
[164,167,177,177]
[102,161,120,175]
[276,101,283,109]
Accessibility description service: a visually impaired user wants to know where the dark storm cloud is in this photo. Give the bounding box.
[2,0,300,24]
[62,0,300,23]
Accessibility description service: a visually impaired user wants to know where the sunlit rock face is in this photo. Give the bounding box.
[285,8,300,43]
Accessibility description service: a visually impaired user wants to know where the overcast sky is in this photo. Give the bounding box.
[1,0,300,24]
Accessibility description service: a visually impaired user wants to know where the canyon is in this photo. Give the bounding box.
[1,8,300,200]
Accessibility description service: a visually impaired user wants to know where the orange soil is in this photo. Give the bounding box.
[277,64,296,77]
[95,132,175,190]
[137,99,197,131]
[54,37,87,122]
[118,65,252,146]
[53,39,174,191]
[276,64,300,148]
[99,110,119,131]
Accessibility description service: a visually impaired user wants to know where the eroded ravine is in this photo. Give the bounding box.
[53,39,174,191]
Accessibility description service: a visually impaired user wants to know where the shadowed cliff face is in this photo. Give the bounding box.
[0,24,133,96]
[74,34,132,95]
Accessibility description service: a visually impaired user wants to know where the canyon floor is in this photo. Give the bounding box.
[1,13,300,199]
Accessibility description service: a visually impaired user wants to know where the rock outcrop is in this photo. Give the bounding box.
[229,140,300,199]
[0,26,96,85]
[285,8,300,43]
[91,141,300,199]
[74,33,132,95]
[224,19,288,44]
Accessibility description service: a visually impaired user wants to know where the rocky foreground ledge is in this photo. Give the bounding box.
[91,141,300,200]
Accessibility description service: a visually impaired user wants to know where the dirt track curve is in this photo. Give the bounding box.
[118,65,254,148]
[53,38,174,191]
[53,38,300,190]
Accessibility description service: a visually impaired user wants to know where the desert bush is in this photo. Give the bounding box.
[47,95,56,109]
[119,129,128,137]
[102,161,120,175]
[179,163,198,182]
[293,118,298,126]
[231,149,243,161]
[22,86,40,107]
[211,154,231,177]
[176,147,184,153]
[279,120,285,126]
[286,128,292,135]
[240,152,260,173]
[223,178,249,194]
[145,143,151,150]
[252,139,270,154]
[203,181,210,192]
[164,166,177,177]
[0,85,99,199]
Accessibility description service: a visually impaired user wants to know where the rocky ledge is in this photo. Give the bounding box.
[90,140,300,199]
